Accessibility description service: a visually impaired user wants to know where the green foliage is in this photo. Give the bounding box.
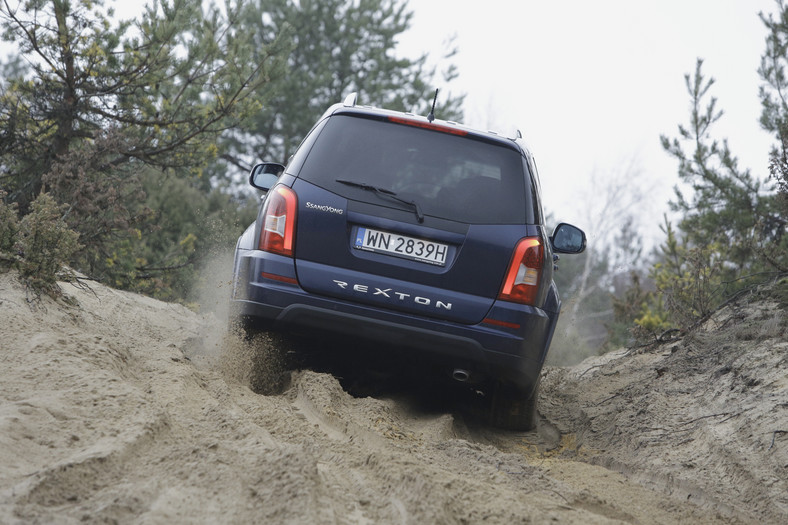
[647,59,787,331]
[42,131,154,279]
[13,192,81,296]
[606,272,668,347]
[217,0,464,172]
[0,191,19,260]
[759,0,788,136]
[111,169,258,301]
[762,136,788,271]
[0,0,291,298]
[661,60,779,274]
[1,189,81,297]
[770,146,788,216]
[647,217,721,328]
[633,299,671,334]
[757,2,788,270]
[0,0,291,213]
[0,0,467,303]
[605,6,788,345]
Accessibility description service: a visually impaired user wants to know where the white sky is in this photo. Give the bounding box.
[397,0,778,245]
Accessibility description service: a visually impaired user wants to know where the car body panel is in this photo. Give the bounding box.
[231,98,582,394]
[232,246,558,392]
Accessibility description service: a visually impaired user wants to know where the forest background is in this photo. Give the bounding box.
[1,0,786,364]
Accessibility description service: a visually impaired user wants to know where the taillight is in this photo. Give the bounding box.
[258,185,297,257]
[498,237,543,306]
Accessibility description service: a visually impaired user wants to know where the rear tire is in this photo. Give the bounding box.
[228,314,290,395]
[488,378,540,431]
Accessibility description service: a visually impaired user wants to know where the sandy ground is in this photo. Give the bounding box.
[0,269,786,524]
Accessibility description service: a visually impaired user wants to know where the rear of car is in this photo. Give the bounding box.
[231,98,583,429]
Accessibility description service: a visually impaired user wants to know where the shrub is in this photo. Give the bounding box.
[0,191,19,265]
[14,192,81,296]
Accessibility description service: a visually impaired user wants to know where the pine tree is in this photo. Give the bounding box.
[652,57,786,328]
[661,59,774,275]
[0,0,291,281]
[217,0,464,172]
[759,2,788,266]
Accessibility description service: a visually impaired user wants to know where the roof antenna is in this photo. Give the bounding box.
[427,88,439,123]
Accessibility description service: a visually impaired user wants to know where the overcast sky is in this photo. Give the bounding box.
[397,0,779,244]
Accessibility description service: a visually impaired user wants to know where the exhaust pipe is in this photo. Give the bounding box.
[452,368,470,382]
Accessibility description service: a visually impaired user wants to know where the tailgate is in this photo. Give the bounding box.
[291,179,528,324]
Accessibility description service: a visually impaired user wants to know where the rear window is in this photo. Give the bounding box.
[297,114,531,224]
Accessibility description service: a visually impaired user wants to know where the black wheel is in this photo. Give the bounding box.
[246,331,292,395]
[488,378,540,431]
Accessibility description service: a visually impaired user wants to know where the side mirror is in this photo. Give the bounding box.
[249,162,285,191]
[551,223,586,254]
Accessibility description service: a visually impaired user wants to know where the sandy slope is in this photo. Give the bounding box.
[0,270,785,524]
[539,292,788,523]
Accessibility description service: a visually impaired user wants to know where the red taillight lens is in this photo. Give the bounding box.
[258,185,297,257]
[498,237,543,306]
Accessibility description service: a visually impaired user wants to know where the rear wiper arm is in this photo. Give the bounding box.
[336,179,424,223]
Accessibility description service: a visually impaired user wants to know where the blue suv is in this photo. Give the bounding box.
[231,93,586,430]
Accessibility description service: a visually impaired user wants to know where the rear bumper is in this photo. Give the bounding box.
[232,249,559,391]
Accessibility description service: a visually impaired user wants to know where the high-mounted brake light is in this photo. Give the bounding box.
[498,237,543,306]
[387,116,468,136]
[259,185,297,257]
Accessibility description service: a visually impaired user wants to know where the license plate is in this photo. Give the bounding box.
[354,227,448,266]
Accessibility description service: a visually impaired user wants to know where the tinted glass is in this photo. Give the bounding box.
[297,115,530,224]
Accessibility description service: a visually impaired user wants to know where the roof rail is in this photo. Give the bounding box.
[343,92,357,107]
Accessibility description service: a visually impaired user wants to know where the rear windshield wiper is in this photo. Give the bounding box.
[336,179,424,223]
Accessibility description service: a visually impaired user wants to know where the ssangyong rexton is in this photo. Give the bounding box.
[231,93,586,430]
